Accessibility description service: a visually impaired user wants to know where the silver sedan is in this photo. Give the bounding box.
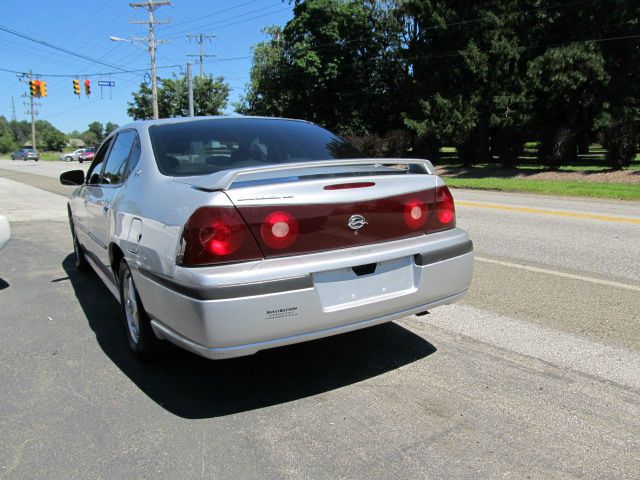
[60,117,473,360]
[59,148,86,162]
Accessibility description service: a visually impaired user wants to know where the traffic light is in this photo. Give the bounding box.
[33,80,42,97]
[84,79,91,96]
[29,80,38,97]
[39,81,47,97]
[73,79,81,96]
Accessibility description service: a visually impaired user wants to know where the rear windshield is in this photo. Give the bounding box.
[148,118,361,177]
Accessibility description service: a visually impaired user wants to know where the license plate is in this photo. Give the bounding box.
[313,256,416,311]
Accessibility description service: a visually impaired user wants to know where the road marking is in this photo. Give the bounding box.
[476,256,640,292]
[418,304,640,390]
[457,201,640,225]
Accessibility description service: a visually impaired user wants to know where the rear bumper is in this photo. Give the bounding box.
[131,228,474,359]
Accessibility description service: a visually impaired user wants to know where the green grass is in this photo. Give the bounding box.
[40,151,62,161]
[437,144,640,171]
[445,177,640,201]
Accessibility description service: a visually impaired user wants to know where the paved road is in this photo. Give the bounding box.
[1,161,639,479]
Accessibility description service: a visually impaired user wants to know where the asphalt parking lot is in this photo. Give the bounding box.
[1,160,639,479]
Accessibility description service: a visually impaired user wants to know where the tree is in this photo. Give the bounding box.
[34,120,68,151]
[127,74,230,120]
[593,0,640,169]
[81,131,100,147]
[236,26,290,117]
[239,0,637,168]
[42,129,67,151]
[527,43,609,168]
[105,122,119,136]
[0,134,16,154]
[87,121,104,141]
[240,0,405,136]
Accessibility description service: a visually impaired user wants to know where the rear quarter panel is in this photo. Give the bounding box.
[110,126,232,279]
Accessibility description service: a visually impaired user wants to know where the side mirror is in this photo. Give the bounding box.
[60,170,85,186]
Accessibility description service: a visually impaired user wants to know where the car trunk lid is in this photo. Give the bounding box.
[187,159,446,259]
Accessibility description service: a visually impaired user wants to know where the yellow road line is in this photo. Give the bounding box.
[457,201,640,225]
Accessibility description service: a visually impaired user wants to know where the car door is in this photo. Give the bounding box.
[80,138,113,265]
[83,130,139,277]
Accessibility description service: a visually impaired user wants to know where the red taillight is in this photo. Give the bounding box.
[403,199,428,230]
[179,206,262,266]
[260,211,299,249]
[427,185,456,231]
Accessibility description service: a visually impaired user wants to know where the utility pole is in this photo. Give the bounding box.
[11,96,17,122]
[17,71,39,150]
[187,32,215,78]
[187,62,194,117]
[28,70,36,151]
[129,0,171,119]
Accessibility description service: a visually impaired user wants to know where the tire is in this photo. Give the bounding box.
[65,156,72,162]
[118,259,162,360]
[79,159,83,164]
[68,212,90,272]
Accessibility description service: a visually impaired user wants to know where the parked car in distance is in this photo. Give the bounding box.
[11,148,39,161]
[60,148,86,162]
[60,116,474,361]
[0,215,10,250]
[77,147,95,163]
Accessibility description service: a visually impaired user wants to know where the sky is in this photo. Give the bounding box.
[0,0,294,134]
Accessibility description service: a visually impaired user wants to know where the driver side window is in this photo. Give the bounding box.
[86,140,113,185]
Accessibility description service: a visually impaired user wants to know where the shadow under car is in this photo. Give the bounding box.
[62,254,437,419]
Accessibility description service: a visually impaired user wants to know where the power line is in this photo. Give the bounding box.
[0,65,178,78]
[0,24,133,73]
[162,3,289,40]
[4,26,636,83]
[161,0,261,36]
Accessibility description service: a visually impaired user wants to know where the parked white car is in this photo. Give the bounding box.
[59,148,86,162]
[60,117,474,361]
[0,215,10,249]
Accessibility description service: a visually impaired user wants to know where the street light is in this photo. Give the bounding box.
[110,35,159,119]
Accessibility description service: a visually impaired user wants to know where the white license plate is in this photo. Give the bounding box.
[313,256,416,311]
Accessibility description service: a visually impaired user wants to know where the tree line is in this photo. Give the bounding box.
[0,117,119,154]
[238,0,640,169]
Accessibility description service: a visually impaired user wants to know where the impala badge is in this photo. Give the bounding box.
[348,214,368,232]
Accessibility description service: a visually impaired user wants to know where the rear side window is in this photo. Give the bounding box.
[86,139,113,185]
[101,130,139,185]
[148,118,360,177]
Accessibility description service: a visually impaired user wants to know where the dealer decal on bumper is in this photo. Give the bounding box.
[266,307,299,321]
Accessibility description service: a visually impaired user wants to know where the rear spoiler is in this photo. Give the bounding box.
[190,158,435,192]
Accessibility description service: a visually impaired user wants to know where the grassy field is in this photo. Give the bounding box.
[437,144,640,201]
[445,177,640,201]
[40,152,62,161]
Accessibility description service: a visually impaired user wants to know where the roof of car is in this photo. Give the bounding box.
[118,115,313,131]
